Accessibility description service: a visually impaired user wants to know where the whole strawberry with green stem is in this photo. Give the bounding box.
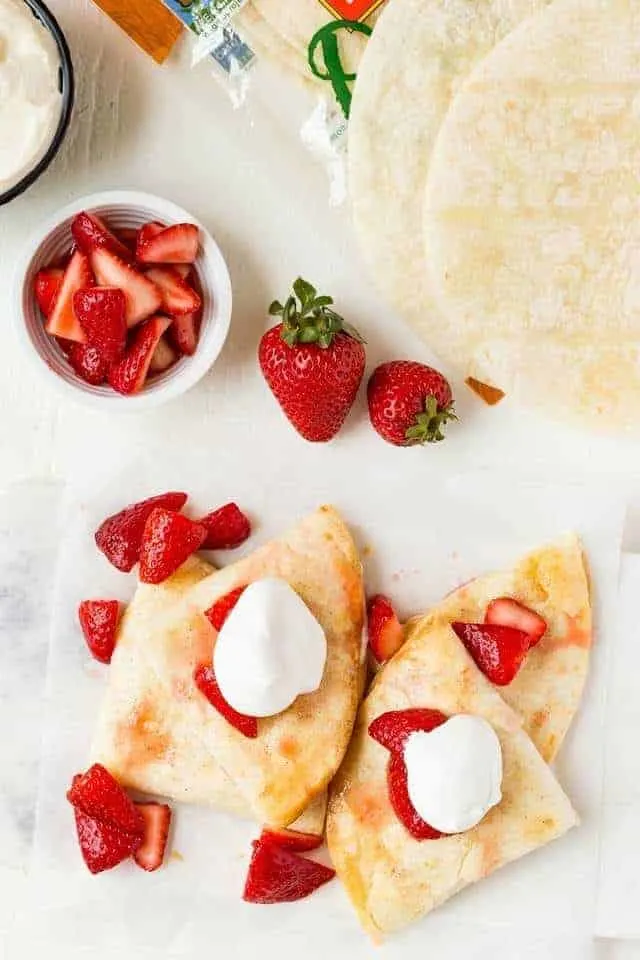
[368,360,458,446]
[259,278,366,442]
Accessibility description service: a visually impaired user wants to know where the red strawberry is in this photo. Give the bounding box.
[368,708,448,755]
[133,802,171,872]
[115,227,139,253]
[71,211,132,260]
[199,503,251,550]
[387,753,443,841]
[136,221,165,251]
[67,764,144,837]
[73,287,127,365]
[136,222,200,264]
[149,336,178,374]
[108,315,171,395]
[74,806,141,875]
[173,264,191,280]
[91,247,162,327]
[243,836,335,903]
[204,585,246,631]
[138,508,207,584]
[451,622,531,686]
[367,361,457,446]
[55,336,75,356]
[45,250,93,342]
[34,267,63,319]
[95,491,188,573]
[485,598,547,647]
[78,599,120,664]
[259,278,366,443]
[367,595,404,664]
[193,663,258,738]
[67,343,108,386]
[169,312,200,356]
[144,266,201,316]
[259,828,323,853]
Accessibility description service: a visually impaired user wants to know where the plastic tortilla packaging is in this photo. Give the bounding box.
[162,0,387,202]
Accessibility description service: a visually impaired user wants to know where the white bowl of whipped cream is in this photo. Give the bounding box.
[0,0,74,205]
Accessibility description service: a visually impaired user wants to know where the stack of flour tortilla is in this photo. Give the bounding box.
[349,0,640,431]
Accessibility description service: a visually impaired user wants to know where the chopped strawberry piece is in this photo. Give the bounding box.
[138,507,207,584]
[260,828,323,853]
[95,491,188,573]
[168,312,200,356]
[91,247,162,327]
[136,222,200,265]
[387,753,443,841]
[67,343,108,385]
[451,622,531,686]
[74,806,142,875]
[67,764,144,837]
[45,250,93,342]
[115,227,139,253]
[133,802,172,872]
[108,315,171,395]
[55,336,74,356]
[485,597,547,647]
[34,267,63,319]
[199,503,251,550]
[173,264,190,280]
[144,266,201,316]
[73,287,127,365]
[78,599,120,664]
[368,708,448,754]
[71,211,132,260]
[193,663,258,738]
[204,586,247,632]
[148,335,178,374]
[367,595,405,664]
[243,837,335,903]
[136,221,165,251]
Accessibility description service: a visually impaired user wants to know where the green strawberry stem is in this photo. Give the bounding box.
[405,395,458,444]
[269,278,364,349]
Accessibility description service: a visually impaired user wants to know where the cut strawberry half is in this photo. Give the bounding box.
[67,764,144,837]
[138,507,207,585]
[34,267,63,319]
[91,247,162,327]
[78,599,121,664]
[133,802,172,872]
[367,595,405,664]
[387,753,443,841]
[136,221,165,252]
[451,622,531,686]
[136,222,200,265]
[259,828,323,853]
[204,585,247,632]
[168,312,200,356]
[368,708,448,754]
[95,491,188,573]
[243,836,335,904]
[108,315,171,395]
[199,503,251,550]
[148,336,178,374]
[74,806,142,875]
[73,287,127,365]
[71,211,132,260]
[67,343,108,385]
[45,250,93,342]
[485,597,547,647]
[193,663,258,738]
[144,266,201,316]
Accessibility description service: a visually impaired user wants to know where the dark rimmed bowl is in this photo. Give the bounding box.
[0,0,74,206]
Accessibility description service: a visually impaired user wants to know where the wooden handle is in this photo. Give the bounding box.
[91,0,183,64]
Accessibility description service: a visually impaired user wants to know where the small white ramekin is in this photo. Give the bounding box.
[13,190,233,410]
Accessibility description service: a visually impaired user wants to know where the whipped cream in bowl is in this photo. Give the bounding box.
[0,0,73,204]
[213,577,328,718]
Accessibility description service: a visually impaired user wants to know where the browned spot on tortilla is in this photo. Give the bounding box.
[531,708,550,730]
[117,697,171,767]
[348,783,390,832]
[465,377,506,406]
[481,834,501,878]
[279,735,300,760]
[546,612,591,652]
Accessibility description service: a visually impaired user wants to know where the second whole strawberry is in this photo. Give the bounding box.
[368,361,457,446]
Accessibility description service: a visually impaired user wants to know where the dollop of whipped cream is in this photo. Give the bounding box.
[404,715,503,834]
[0,0,63,194]
[213,578,327,718]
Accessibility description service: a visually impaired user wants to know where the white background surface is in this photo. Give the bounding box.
[1,1,640,958]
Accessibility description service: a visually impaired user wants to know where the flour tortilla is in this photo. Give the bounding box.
[405,535,592,762]
[91,555,328,833]
[348,0,550,338]
[327,616,578,938]
[424,0,640,429]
